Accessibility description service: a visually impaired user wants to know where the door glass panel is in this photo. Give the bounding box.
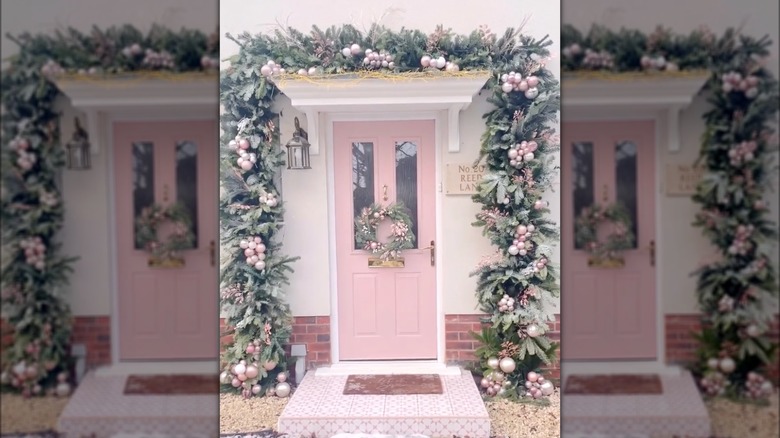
[133,142,155,249]
[572,141,594,249]
[176,141,198,247]
[615,140,638,247]
[352,142,375,249]
[395,141,418,248]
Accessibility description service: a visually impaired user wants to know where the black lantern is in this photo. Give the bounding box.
[65,117,91,170]
[285,116,311,170]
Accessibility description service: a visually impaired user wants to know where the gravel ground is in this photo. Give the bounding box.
[705,391,779,438]
[219,393,289,433]
[0,393,69,435]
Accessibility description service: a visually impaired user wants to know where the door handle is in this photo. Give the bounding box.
[210,240,216,267]
[422,240,435,266]
[382,184,388,201]
[649,240,655,267]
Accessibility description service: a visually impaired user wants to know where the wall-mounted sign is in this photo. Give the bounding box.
[665,164,705,196]
[445,163,487,195]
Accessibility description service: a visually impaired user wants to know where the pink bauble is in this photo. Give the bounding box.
[523,152,535,161]
[245,365,259,379]
[508,245,519,255]
[526,76,539,87]
[342,47,352,57]
[519,249,527,256]
[246,344,255,354]
[248,241,257,249]
[481,378,490,388]
[244,248,255,257]
[421,55,431,67]
[260,65,272,76]
[507,149,519,159]
[249,255,259,264]
[239,139,250,149]
[257,243,266,252]
[254,261,266,270]
[517,225,528,235]
[277,372,287,383]
[518,80,529,91]
[252,384,262,394]
[350,44,361,55]
[486,387,496,396]
[240,160,253,171]
[239,240,249,249]
[234,363,246,375]
[527,141,538,151]
[237,373,248,381]
[231,378,241,387]
[263,361,277,371]
[527,371,539,382]
[501,82,514,93]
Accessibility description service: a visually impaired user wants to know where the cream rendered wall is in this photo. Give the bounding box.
[220,0,562,316]
[1,0,218,316]
[563,0,780,314]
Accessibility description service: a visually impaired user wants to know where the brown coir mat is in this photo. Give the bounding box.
[124,374,219,395]
[343,374,443,395]
[564,374,663,395]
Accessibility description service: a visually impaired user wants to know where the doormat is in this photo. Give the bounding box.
[564,374,663,395]
[124,374,219,395]
[343,374,443,395]
[0,431,61,438]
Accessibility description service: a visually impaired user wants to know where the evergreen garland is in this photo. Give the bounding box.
[562,24,780,400]
[220,24,561,401]
[1,25,218,397]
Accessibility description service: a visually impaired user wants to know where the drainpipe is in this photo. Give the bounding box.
[71,343,87,384]
[290,344,307,385]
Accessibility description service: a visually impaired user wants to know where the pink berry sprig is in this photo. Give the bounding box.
[727,140,757,166]
[508,224,536,256]
[722,72,760,98]
[239,236,267,270]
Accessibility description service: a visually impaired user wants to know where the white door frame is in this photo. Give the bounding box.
[562,108,670,374]
[323,111,447,369]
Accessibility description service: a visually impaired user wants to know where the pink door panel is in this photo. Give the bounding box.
[114,120,218,360]
[333,120,437,360]
[561,120,657,360]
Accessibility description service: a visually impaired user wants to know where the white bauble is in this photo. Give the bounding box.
[507,149,519,159]
[252,384,262,395]
[746,324,761,337]
[517,225,528,235]
[297,68,308,76]
[275,382,292,397]
[254,261,266,270]
[540,380,555,396]
[245,365,259,379]
[239,240,249,249]
[524,87,539,99]
[421,55,431,67]
[499,357,516,373]
[342,47,352,57]
[56,382,71,397]
[308,67,317,76]
[501,82,514,93]
[350,44,361,55]
[526,324,541,338]
[435,57,446,69]
[719,357,736,374]
[487,357,500,369]
[234,363,246,375]
[508,245,519,256]
[260,65,272,76]
[523,152,535,161]
[266,198,277,207]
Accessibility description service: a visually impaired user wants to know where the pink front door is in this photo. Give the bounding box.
[561,120,657,360]
[114,120,218,360]
[333,120,437,360]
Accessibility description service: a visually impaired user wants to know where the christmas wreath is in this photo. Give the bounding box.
[355,202,415,260]
[574,203,635,263]
[135,202,195,260]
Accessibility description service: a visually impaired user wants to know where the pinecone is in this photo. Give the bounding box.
[499,341,519,359]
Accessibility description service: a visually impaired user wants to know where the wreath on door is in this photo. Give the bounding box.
[135,202,195,262]
[355,202,416,260]
[574,202,635,265]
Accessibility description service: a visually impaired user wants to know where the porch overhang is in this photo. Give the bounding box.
[561,72,710,152]
[54,73,218,155]
[273,71,491,154]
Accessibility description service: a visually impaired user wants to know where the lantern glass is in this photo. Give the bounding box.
[285,135,311,170]
[66,139,91,170]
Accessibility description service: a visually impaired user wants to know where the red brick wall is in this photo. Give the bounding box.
[665,313,780,384]
[444,313,562,379]
[1,316,111,370]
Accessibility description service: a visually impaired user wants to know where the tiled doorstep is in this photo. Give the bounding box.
[277,369,491,438]
[561,371,711,438]
[58,371,218,438]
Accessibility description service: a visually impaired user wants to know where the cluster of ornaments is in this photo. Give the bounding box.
[8,137,36,172]
[296,66,321,76]
[699,370,727,396]
[508,223,536,256]
[561,43,583,59]
[500,72,540,99]
[259,192,278,208]
[228,137,256,172]
[20,237,46,270]
[239,236,267,271]
[40,191,59,208]
[141,49,175,69]
[708,356,736,374]
[341,43,364,57]
[522,371,555,399]
[533,199,549,210]
[744,371,774,399]
[220,359,290,399]
[640,55,678,72]
[507,140,538,168]
[260,60,285,77]
[728,224,754,256]
[717,295,735,313]
[721,72,760,98]
[40,60,65,78]
[1,362,71,398]
[421,55,459,71]
[481,356,516,397]
[362,49,395,70]
[200,55,219,70]
[727,140,757,166]
[581,49,614,69]
[497,294,516,313]
[121,43,144,59]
